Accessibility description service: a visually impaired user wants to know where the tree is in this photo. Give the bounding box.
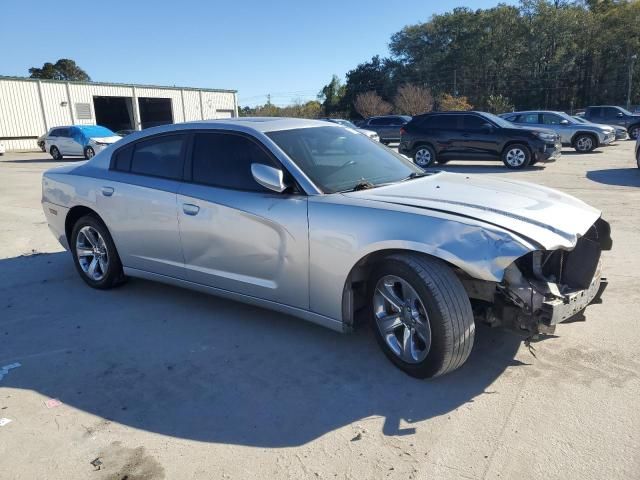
[29,59,91,81]
[437,94,473,111]
[394,83,434,115]
[486,94,514,114]
[353,91,393,118]
[318,75,346,116]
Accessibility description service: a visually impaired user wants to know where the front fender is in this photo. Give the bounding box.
[308,198,535,322]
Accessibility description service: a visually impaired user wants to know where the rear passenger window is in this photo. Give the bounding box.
[113,144,134,172]
[191,133,275,192]
[129,135,185,180]
[431,115,459,130]
[370,118,390,126]
[517,113,539,124]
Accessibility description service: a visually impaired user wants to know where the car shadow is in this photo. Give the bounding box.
[561,150,603,156]
[586,168,640,187]
[1,252,526,447]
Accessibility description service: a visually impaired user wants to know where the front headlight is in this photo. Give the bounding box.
[534,131,556,142]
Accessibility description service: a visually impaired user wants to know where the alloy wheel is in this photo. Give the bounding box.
[373,275,432,364]
[505,148,526,167]
[414,148,432,167]
[576,136,593,152]
[75,226,109,281]
[86,147,95,159]
[631,126,640,140]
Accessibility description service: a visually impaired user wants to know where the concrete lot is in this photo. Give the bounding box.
[1,143,639,480]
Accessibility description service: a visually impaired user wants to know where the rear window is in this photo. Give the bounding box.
[369,117,391,126]
[129,135,185,180]
[431,115,460,130]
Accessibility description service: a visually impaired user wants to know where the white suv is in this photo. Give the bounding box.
[44,125,121,160]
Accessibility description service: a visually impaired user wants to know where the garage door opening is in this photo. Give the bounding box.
[139,97,173,129]
[93,96,134,133]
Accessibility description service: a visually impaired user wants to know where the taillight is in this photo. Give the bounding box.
[400,127,407,136]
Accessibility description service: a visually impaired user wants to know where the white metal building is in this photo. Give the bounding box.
[0,76,238,151]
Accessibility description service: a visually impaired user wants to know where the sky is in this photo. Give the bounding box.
[1,0,517,107]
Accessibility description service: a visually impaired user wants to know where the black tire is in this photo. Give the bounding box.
[70,214,126,289]
[50,146,63,160]
[84,146,95,159]
[501,143,531,169]
[368,253,475,378]
[629,124,640,141]
[636,147,640,170]
[38,142,46,152]
[573,133,597,153]
[413,144,436,168]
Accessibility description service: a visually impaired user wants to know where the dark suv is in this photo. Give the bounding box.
[583,106,640,140]
[356,115,411,145]
[398,111,561,169]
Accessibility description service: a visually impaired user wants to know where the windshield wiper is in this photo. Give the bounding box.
[401,172,429,181]
[350,181,375,191]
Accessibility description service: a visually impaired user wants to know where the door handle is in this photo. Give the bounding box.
[182,204,200,216]
[101,186,114,197]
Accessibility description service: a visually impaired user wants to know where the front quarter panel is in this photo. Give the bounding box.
[307,195,533,321]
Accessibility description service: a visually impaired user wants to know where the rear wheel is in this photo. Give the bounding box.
[70,215,126,289]
[50,146,63,160]
[573,134,596,153]
[501,144,531,169]
[369,254,475,378]
[413,145,436,168]
[629,125,640,141]
[84,146,95,159]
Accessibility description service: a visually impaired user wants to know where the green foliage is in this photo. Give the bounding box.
[343,1,640,111]
[29,59,91,81]
[239,100,322,119]
[486,94,514,114]
[318,75,346,116]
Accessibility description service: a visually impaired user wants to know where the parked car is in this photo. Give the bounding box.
[356,115,411,145]
[41,118,611,378]
[636,136,640,169]
[0,141,5,156]
[502,111,615,152]
[399,111,561,169]
[572,116,628,141]
[37,133,47,152]
[44,125,122,160]
[320,118,380,141]
[583,106,640,140]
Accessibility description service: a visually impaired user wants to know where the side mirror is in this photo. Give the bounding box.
[616,112,624,117]
[560,119,570,125]
[481,123,494,132]
[251,163,288,193]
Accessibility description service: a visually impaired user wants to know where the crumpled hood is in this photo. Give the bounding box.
[344,172,601,250]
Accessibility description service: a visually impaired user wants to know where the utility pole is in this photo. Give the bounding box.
[267,93,271,105]
[627,54,637,111]
[453,69,457,97]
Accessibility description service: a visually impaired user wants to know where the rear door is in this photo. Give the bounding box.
[369,117,393,141]
[98,133,187,278]
[601,107,626,126]
[431,114,464,157]
[56,128,74,155]
[177,131,309,309]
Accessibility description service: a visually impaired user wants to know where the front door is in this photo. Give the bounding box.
[177,131,309,309]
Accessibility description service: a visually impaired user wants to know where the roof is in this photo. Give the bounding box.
[182,117,339,133]
[0,75,236,94]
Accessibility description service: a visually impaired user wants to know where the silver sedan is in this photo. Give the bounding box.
[42,118,611,378]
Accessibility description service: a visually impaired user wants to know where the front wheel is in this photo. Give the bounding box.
[502,144,531,169]
[50,146,63,160]
[413,145,436,168]
[573,134,596,153]
[369,254,475,378]
[70,215,126,289]
[84,146,95,159]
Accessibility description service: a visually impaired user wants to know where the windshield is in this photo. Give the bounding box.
[267,126,425,193]
[481,112,515,128]
[572,116,587,124]
[618,107,633,115]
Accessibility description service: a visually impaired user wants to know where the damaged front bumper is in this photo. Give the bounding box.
[486,218,612,335]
